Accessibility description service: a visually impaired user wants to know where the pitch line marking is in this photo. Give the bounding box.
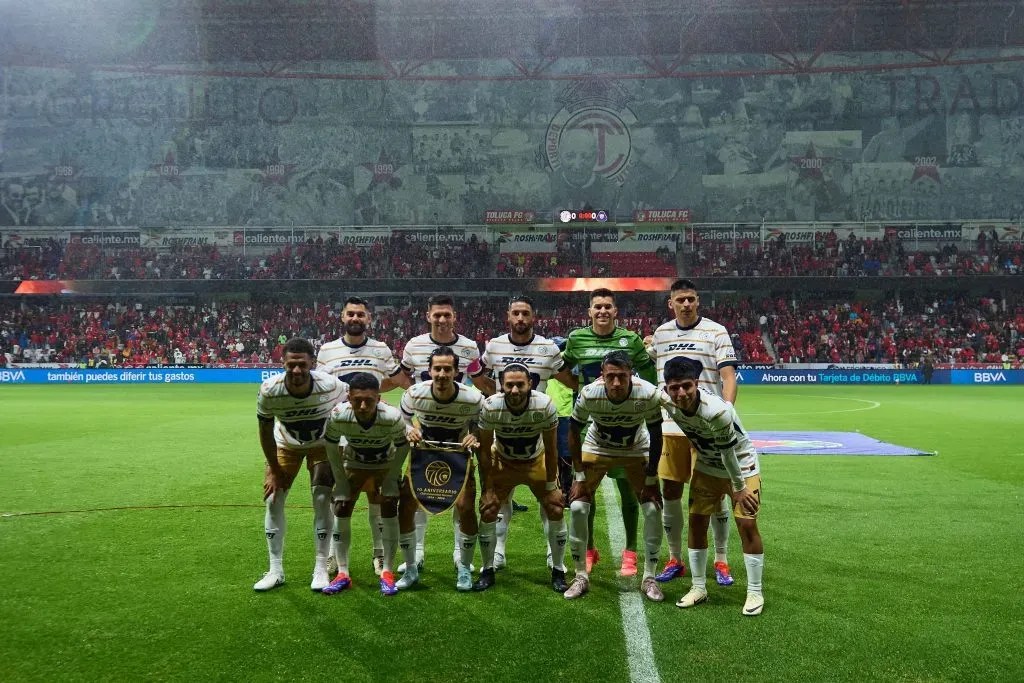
[601,477,662,683]
[743,395,881,417]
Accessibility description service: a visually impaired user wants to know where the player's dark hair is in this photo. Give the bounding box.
[427,294,455,309]
[664,356,703,383]
[429,345,459,370]
[344,296,369,309]
[346,372,380,392]
[590,287,615,303]
[670,278,698,294]
[601,350,633,371]
[283,337,316,359]
[508,294,535,311]
[501,362,531,381]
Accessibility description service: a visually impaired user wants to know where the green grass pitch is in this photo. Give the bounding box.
[2,385,1022,682]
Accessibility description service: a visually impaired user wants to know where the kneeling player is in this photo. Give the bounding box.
[322,373,410,596]
[565,351,665,602]
[662,357,765,616]
[475,363,568,593]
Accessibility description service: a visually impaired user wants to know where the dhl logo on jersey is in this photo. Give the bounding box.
[422,416,463,424]
[499,424,544,434]
[594,414,647,425]
[664,342,700,352]
[498,356,541,365]
[329,359,376,368]
[280,407,324,418]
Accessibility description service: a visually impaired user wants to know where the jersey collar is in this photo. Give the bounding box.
[509,332,536,348]
[431,382,460,404]
[675,316,703,332]
[429,333,459,346]
[342,336,368,349]
[588,324,618,339]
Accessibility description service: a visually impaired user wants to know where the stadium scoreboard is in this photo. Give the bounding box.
[558,210,609,223]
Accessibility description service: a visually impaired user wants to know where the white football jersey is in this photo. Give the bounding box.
[317,337,401,385]
[401,333,481,383]
[477,333,565,392]
[400,381,484,444]
[257,370,348,450]
[325,402,408,469]
[650,316,738,395]
[570,378,663,457]
[662,390,760,486]
[479,391,559,462]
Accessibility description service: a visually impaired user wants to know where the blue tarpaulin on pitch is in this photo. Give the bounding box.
[749,431,934,456]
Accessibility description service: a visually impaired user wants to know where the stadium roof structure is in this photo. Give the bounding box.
[2,0,1024,79]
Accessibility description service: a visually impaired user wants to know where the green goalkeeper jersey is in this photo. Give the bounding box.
[562,325,657,386]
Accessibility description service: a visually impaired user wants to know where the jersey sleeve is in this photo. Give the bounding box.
[542,399,559,430]
[382,349,402,377]
[473,341,493,377]
[390,418,409,448]
[628,333,658,383]
[400,343,415,372]
[715,329,739,369]
[561,333,580,369]
[643,392,664,424]
[399,388,416,422]
[256,384,273,421]
[570,391,591,425]
[548,346,566,374]
[324,405,344,444]
[478,405,498,432]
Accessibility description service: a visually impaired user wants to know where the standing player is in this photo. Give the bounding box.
[648,279,739,587]
[562,287,657,577]
[322,372,410,597]
[471,295,577,570]
[474,363,567,593]
[318,296,411,576]
[565,351,665,602]
[400,295,482,572]
[662,357,765,615]
[254,338,348,592]
[398,347,485,591]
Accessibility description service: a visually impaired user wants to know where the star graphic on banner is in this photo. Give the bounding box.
[260,149,297,187]
[46,155,83,186]
[789,143,832,182]
[360,150,402,192]
[151,151,185,188]
[910,161,941,184]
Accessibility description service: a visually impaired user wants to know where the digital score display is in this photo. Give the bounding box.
[558,210,609,223]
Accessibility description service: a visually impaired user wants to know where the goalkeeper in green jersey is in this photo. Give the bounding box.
[561,288,656,578]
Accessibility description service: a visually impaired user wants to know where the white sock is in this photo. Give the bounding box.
[460,532,478,569]
[568,500,591,576]
[495,499,512,556]
[311,485,332,562]
[546,516,568,572]
[688,547,708,590]
[453,515,463,563]
[333,516,352,575]
[478,520,497,570]
[414,509,427,558]
[663,498,684,562]
[264,488,288,573]
[399,531,418,574]
[540,505,551,559]
[744,553,764,595]
[369,503,384,557]
[381,516,399,573]
[712,498,731,564]
[640,501,662,579]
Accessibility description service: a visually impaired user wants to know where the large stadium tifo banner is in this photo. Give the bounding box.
[9,52,1024,226]
[2,368,1023,385]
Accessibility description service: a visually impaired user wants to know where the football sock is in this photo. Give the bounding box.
[414,509,427,558]
[399,531,417,574]
[333,516,352,575]
[264,488,288,573]
[539,505,550,559]
[460,531,478,570]
[312,485,332,562]
[640,501,661,579]
[744,553,764,595]
[453,515,463,564]
[712,497,731,564]
[616,477,639,552]
[495,499,512,556]
[688,547,708,590]
[586,499,597,549]
[369,503,384,557]
[663,498,684,562]
[478,520,497,570]
[381,516,399,573]
[547,517,568,572]
[569,500,591,576]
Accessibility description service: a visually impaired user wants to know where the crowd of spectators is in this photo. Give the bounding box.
[4,293,1019,368]
[4,230,1022,280]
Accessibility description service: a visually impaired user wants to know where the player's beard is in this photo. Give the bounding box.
[345,321,366,337]
[506,392,528,412]
[512,322,531,337]
[286,370,310,391]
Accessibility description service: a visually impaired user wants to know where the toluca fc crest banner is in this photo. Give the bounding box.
[407,443,472,515]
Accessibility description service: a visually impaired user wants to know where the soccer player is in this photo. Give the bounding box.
[254,338,348,592]
[398,346,485,591]
[400,295,482,572]
[471,295,577,570]
[321,372,410,597]
[474,363,567,593]
[662,357,764,616]
[564,351,665,602]
[318,296,410,576]
[562,287,657,577]
[648,279,739,587]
